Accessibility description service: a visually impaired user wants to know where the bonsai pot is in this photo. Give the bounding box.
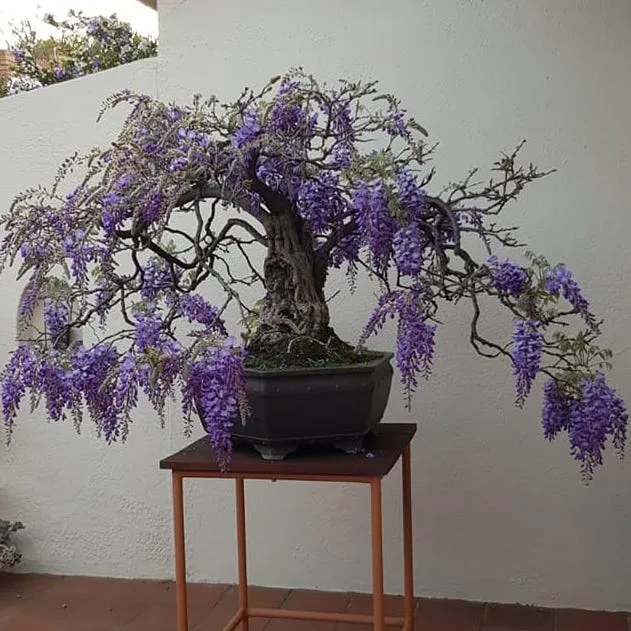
[231,351,394,460]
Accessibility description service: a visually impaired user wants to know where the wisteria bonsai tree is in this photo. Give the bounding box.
[1,11,156,97]
[0,69,626,478]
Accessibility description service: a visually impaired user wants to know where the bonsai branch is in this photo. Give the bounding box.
[207,218,268,253]
[116,230,197,270]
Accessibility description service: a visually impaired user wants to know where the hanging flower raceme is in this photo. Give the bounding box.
[43,298,71,349]
[488,256,529,295]
[179,293,227,336]
[1,345,38,436]
[544,264,596,329]
[182,339,247,470]
[232,108,261,149]
[511,319,543,406]
[297,172,347,234]
[353,179,396,275]
[396,169,425,215]
[360,286,436,405]
[542,374,628,480]
[393,222,424,276]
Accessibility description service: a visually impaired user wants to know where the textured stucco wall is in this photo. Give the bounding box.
[1,0,631,612]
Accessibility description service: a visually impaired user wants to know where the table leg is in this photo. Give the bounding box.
[172,472,188,631]
[402,444,415,629]
[370,477,385,631]
[235,477,249,631]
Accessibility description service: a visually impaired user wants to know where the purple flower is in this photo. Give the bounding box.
[360,286,436,404]
[102,191,122,207]
[43,299,70,349]
[396,308,436,405]
[488,256,529,295]
[182,339,247,469]
[296,172,346,233]
[142,141,158,154]
[328,98,354,141]
[166,106,184,122]
[541,379,573,440]
[393,222,424,276]
[329,143,352,168]
[139,260,173,301]
[354,179,395,274]
[1,345,38,434]
[142,192,163,224]
[267,100,308,134]
[53,66,64,80]
[247,191,263,215]
[232,109,261,149]
[133,305,163,351]
[396,169,425,215]
[114,353,139,418]
[545,264,593,326]
[11,49,26,63]
[67,343,121,441]
[277,77,300,96]
[512,319,543,405]
[568,373,628,479]
[179,293,227,335]
[61,227,96,286]
[37,352,72,422]
[86,19,100,36]
[385,107,408,137]
[168,157,188,172]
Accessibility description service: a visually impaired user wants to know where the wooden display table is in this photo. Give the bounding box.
[160,422,416,630]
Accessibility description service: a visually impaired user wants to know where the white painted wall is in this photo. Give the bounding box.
[2,0,631,612]
[0,58,176,583]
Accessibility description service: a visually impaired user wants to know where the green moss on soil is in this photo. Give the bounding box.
[244,328,383,371]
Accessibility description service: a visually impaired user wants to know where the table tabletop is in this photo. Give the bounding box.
[160,422,416,478]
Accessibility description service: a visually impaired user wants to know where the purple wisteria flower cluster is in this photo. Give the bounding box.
[0,69,626,478]
[1,11,156,98]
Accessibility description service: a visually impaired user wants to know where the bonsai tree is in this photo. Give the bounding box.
[0,69,626,478]
[1,10,157,97]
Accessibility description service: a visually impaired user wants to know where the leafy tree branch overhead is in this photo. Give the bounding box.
[0,69,626,479]
[0,10,156,97]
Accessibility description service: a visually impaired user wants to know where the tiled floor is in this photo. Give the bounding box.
[0,573,629,631]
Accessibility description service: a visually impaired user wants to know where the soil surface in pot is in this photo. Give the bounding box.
[243,327,382,371]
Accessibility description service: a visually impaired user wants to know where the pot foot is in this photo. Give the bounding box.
[333,437,364,455]
[253,443,298,460]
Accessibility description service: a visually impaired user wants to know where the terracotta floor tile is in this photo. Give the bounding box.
[0,574,119,631]
[2,574,631,631]
[0,574,61,631]
[0,573,59,604]
[192,585,289,631]
[555,608,628,631]
[0,605,21,631]
[335,592,409,631]
[415,597,485,631]
[1,576,182,631]
[1,609,90,631]
[263,588,351,630]
[45,576,174,626]
[483,602,554,630]
[120,580,230,631]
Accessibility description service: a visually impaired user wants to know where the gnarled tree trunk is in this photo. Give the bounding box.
[252,211,329,348]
